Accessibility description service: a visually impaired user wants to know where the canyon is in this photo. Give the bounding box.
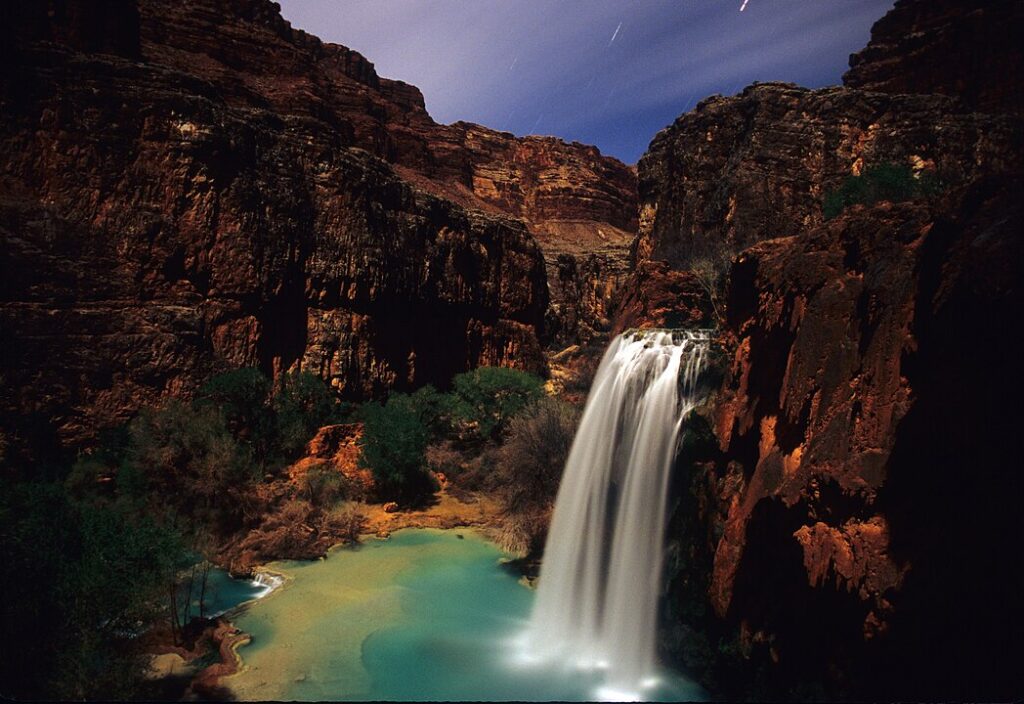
[2,0,1022,700]
[1,0,636,456]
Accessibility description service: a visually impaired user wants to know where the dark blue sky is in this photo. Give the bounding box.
[277,0,895,164]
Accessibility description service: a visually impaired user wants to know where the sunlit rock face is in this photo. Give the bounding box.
[625,0,1024,698]
[0,0,636,454]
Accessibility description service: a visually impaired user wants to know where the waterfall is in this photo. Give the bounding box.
[252,571,284,599]
[521,329,710,700]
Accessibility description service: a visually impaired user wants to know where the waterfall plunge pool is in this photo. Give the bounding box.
[223,528,704,701]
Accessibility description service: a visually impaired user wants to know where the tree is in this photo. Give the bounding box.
[0,481,186,700]
[123,400,255,534]
[273,370,340,461]
[495,398,580,555]
[689,246,733,327]
[448,367,545,443]
[196,367,276,469]
[358,394,436,505]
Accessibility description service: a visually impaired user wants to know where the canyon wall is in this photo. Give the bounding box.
[0,0,635,455]
[136,0,637,349]
[629,0,1024,699]
[844,0,1024,117]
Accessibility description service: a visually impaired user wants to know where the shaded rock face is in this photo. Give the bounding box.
[137,0,637,348]
[844,0,1024,117]
[634,0,1024,697]
[635,82,1021,273]
[0,2,553,453]
[661,180,1024,701]
[0,0,635,454]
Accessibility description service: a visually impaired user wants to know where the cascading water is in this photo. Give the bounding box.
[520,329,710,700]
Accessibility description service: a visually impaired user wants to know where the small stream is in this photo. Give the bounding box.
[176,565,282,622]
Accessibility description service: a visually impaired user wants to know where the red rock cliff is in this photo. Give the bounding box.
[844,0,1024,117]
[628,0,1024,698]
[1,0,640,456]
[138,0,637,348]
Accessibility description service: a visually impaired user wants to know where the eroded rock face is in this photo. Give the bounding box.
[1,0,635,454]
[844,0,1024,117]
[640,0,1024,696]
[137,0,637,348]
[635,82,1021,272]
[0,3,549,453]
[660,180,1024,700]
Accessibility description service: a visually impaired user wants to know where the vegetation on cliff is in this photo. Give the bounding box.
[823,163,942,219]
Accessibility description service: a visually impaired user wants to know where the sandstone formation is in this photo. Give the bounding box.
[631,0,1024,698]
[844,0,1024,117]
[648,151,1024,699]
[137,0,637,347]
[0,0,635,456]
[634,83,1021,272]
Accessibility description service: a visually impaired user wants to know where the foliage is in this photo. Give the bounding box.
[122,399,256,534]
[0,481,186,700]
[358,394,437,505]
[237,498,317,559]
[300,462,349,507]
[448,367,545,443]
[407,384,450,435]
[495,397,580,554]
[823,163,942,219]
[689,245,733,327]
[319,502,370,544]
[273,370,342,461]
[196,367,276,468]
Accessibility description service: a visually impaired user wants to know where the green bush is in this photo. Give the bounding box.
[823,163,941,219]
[407,384,450,435]
[0,481,186,699]
[358,394,437,505]
[449,367,545,443]
[273,370,341,460]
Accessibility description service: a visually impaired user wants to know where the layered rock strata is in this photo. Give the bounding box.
[630,0,1024,698]
[136,0,637,348]
[844,0,1024,117]
[1,0,636,453]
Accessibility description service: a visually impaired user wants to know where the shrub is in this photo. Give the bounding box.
[123,400,255,534]
[495,397,580,555]
[823,163,941,219]
[449,367,545,443]
[300,462,349,507]
[240,499,317,559]
[319,502,370,544]
[273,370,341,461]
[358,394,437,505]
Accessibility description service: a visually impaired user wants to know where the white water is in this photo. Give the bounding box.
[252,570,285,599]
[521,329,710,700]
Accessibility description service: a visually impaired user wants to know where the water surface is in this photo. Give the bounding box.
[226,528,703,701]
